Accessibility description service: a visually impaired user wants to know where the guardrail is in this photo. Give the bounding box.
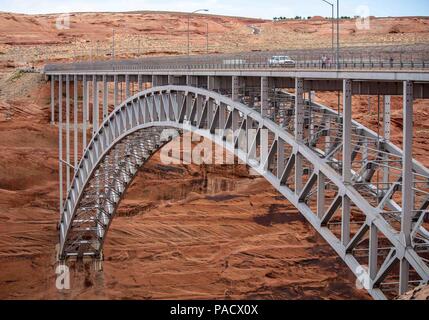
[44,49,429,72]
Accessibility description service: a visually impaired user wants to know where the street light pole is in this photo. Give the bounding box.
[336,0,340,69]
[112,29,115,60]
[187,9,209,57]
[206,22,209,54]
[322,0,334,63]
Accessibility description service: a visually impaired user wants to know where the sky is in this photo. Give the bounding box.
[0,0,428,19]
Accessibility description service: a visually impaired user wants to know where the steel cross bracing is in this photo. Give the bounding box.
[55,84,429,300]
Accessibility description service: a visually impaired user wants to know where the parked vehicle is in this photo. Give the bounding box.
[268,55,295,67]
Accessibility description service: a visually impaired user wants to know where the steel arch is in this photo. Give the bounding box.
[59,85,429,300]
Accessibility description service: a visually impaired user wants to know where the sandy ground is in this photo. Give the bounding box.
[0,11,428,300]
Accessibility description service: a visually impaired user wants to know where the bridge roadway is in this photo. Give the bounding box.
[44,55,429,300]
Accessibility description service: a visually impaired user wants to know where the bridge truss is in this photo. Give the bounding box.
[47,71,429,299]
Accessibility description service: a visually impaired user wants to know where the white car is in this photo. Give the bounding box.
[268,55,295,67]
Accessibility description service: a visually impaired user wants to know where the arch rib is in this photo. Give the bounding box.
[59,85,429,300]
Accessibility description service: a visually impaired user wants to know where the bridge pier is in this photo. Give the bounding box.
[92,75,99,136]
[50,78,55,124]
[83,75,88,150]
[103,75,108,119]
[383,95,391,188]
[73,75,78,170]
[400,81,414,295]
[113,75,118,107]
[342,79,352,246]
[232,76,240,102]
[125,75,130,98]
[294,78,304,194]
[261,76,268,117]
[65,75,70,191]
[58,75,63,218]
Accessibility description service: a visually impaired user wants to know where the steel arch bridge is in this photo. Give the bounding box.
[56,84,429,300]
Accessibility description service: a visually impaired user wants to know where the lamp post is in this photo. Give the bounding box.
[112,29,115,60]
[206,22,209,54]
[336,0,340,69]
[187,9,209,57]
[322,0,334,63]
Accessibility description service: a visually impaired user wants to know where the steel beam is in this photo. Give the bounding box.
[66,75,70,191]
[93,75,99,137]
[103,75,108,119]
[401,81,413,244]
[295,78,304,193]
[125,75,130,98]
[383,96,391,141]
[51,78,55,124]
[114,75,118,107]
[369,223,378,280]
[261,76,268,117]
[73,75,78,170]
[399,81,414,295]
[82,75,88,151]
[343,79,352,184]
[138,74,143,91]
[342,79,352,246]
[317,173,326,219]
[383,95,391,188]
[58,75,63,217]
[232,76,239,102]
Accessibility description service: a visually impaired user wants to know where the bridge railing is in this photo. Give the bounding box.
[43,48,429,73]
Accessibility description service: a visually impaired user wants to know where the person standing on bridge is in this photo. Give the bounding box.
[321,55,327,69]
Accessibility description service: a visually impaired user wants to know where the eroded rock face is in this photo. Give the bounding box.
[398,285,429,300]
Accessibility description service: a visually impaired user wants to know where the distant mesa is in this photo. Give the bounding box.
[310,16,325,21]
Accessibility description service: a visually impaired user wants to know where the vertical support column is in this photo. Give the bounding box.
[369,223,378,281]
[383,95,391,187]
[342,79,352,246]
[87,78,91,125]
[261,76,268,117]
[103,75,108,119]
[294,78,304,194]
[232,76,239,102]
[207,76,214,91]
[65,75,70,192]
[317,173,326,219]
[92,75,99,137]
[51,78,55,124]
[138,74,143,91]
[125,74,130,98]
[400,81,413,295]
[277,138,285,180]
[383,96,391,141]
[343,79,352,185]
[325,114,331,154]
[73,75,78,170]
[114,75,118,107]
[58,75,63,217]
[168,75,175,85]
[308,90,314,138]
[82,75,88,151]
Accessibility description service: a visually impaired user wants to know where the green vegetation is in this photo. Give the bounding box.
[9,69,25,82]
[273,16,314,21]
